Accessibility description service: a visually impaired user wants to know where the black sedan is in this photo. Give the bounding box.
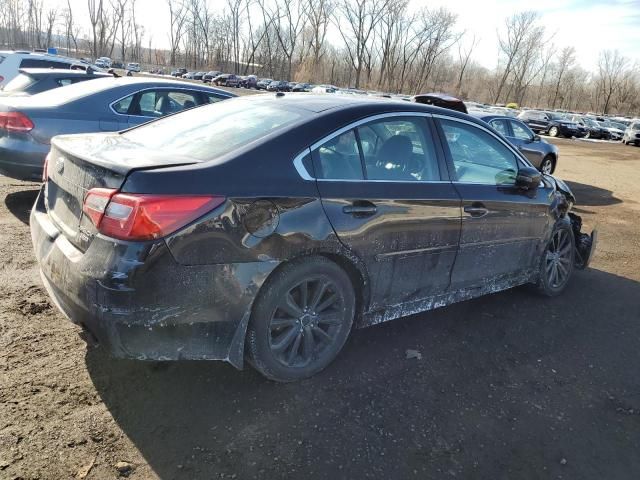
[266,80,291,92]
[473,113,559,174]
[0,68,112,97]
[518,110,583,138]
[31,95,596,382]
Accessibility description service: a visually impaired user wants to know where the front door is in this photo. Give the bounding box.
[508,119,544,166]
[312,114,461,310]
[435,116,552,290]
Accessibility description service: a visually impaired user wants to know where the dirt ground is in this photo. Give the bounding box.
[1,137,639,480]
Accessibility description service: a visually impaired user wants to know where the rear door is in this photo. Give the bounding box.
[111,88,206,127]
[434,115,552,290]
[312,113,461,310]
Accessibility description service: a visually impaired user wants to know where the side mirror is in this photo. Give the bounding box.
[532,134,541,142]
[516,166,542,190]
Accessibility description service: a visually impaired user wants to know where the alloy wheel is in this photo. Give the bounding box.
[541,158,553,174]
[545,229,573,289]
[268,277,346,368]
[549,126,559,137]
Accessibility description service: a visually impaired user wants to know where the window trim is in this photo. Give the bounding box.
[300,112,449,183]
[109,86,233,117]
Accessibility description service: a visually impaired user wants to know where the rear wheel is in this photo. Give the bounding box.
[540,155,555,175]
[246,256,355,382]
[537,222,575,297]
[548,126,559,137]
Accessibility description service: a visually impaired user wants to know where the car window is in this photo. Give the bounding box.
[122,101,303,161]
[205,93,224,104]
[489,119,509,137]
[439,119,519,185]
[56,78,74,87]
[19,58,70,69]
[112,94,134,114]
[2,73,36,92]
[631,123,640,130]
[510,120,534,140]
[357,117,439,181]
[316,130,363,180]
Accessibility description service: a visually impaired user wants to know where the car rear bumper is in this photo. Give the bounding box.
[30,186,277,367]
[0,135,49,181]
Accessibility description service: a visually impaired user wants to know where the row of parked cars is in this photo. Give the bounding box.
[467,102,639,146]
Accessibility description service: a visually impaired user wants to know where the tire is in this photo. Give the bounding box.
[584,131,590,139]
[548,126,559,137]
[540,155,555,175]
[536,221,575,297]
[246,256,356,382]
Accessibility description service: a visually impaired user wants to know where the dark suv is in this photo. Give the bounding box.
[213,74,239,87]
[266,80,291,92]
[518,110,582,138]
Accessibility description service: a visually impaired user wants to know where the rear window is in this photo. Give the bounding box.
[122,99,303,161]
[27,77,116,106]
[3,73,36,92]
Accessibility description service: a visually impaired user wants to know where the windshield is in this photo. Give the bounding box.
[121,99,304,161]
[3,73,36,92]
[547,112,564,120]
[583,117,599,127]
[631,122,640,130]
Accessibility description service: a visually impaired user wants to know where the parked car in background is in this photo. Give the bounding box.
[95,57,112,68]
[595,120,624,140]
[193,72,206,81]
[239,75,258,88]
[111,61,124,69]
[0,51,99,88]
[171,68,187,77]
[0,77,234,181]
[30,94,595,382]
[182,72,197,80]
[0,68,112,97]
[267,80,291,92]
[474,113,559,174]
[567,115,610,139]
[622,121,640,146]
[518,110,582,138]
[256,78,273,90]
[311,84,338,93]
[213,74,240,87]
[203,71,221,83]
[292,83,312,92]
[412,93,467,113]
[126,62,140,72]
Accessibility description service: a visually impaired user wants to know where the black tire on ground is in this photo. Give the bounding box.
[536,221,575,297]
[548,126,559,137]
[246,256,356,382]
[584,131,590,139]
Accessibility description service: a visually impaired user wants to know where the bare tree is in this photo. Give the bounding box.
[597,50,628,114]
[550,46,575,108]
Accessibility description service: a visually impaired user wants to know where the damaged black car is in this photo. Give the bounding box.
[30,94,596,382]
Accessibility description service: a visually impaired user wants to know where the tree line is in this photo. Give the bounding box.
[0,0,638,115]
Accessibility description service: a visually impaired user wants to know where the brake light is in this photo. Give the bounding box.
[0,111,34,132]
[83,188,224,241]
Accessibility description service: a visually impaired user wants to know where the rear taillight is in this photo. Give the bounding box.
[83,188,224,241]
[0,111,34,132]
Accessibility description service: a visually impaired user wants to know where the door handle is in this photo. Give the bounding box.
[343,201,377,216]
[464,203,488,218]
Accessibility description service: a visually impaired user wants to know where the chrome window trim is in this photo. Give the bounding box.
[108,86,233,117]
[309,111,432,151]
[298,111,448,184]
[292,148,313,181]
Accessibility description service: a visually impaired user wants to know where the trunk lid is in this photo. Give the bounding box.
[46,132,200,251]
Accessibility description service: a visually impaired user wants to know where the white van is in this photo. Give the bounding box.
[0,51,87,88]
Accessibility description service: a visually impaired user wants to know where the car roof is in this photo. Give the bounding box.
[18,68,111,77]
[470,112,518,122]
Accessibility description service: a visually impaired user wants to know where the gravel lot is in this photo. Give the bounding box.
[1,137,639,479]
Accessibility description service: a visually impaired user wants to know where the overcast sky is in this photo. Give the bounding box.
[52,0,640,71]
